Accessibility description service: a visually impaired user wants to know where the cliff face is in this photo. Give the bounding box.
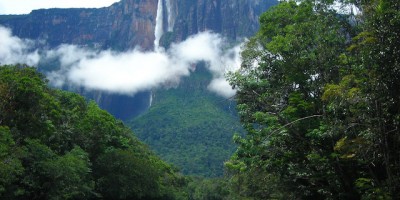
[105,0,158,50]
[171,0,275,41]
[0,0,276,50]
[0,0,159,50]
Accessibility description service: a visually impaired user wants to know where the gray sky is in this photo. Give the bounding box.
[0,0,120,14]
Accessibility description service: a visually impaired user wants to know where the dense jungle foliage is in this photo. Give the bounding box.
[0,65,189,199]
[130,66,243,177]
[226,0,400,199]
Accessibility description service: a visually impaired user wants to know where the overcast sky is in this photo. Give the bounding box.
[0,0,121,15]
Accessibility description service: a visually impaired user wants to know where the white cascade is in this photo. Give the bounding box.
[154,0,164,50]
[149,91,153,108]
[150,0,164,109]
[165,0,175,31]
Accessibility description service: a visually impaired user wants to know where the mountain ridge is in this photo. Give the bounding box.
[0,0,276,50]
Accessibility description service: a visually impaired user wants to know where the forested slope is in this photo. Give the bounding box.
[0,65,187,199]
[130,66,243,177]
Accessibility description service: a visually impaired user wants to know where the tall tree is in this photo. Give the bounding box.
[228,0,400,199]
[323,0,400,198]
[227,0,357,198]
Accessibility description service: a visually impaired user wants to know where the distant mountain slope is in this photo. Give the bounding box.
[129,66,243,177]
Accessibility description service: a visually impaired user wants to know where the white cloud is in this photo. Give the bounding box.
[207,44,242,98]
[65,49,188,94]
[0,25,241,98]
[46,44,96,67]
[48,32,241,97]
[0,0,120,15]
[170,33,222,69]
[208,78,237,98]
[0,26,40,66]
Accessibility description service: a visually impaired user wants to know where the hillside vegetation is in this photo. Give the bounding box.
[0,65,187,199]
[130,66,243,177]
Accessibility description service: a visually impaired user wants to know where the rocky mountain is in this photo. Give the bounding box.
[0,0,275,50]
[171,0,274,41]
[0,0,156,50]
[0,0,278,176]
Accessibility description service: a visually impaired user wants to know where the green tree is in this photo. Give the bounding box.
[0,65,60,143]
[19,140,95,199]
[228,0,400,199]
[0,126,25,198]
[323,0,400,198]
[227,0,355,198]
[42,147,95,200]
[0,65,189,199]
[95,148,160,199]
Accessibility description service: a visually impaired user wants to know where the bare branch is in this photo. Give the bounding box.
[271,115,323,135]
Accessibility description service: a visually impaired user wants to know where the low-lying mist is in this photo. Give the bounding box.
[0,26,241,98]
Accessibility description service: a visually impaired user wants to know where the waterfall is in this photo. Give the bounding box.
[150,0,164,109]
[154,0,164,50]
[149,91,153,108]
[165,0,174,31]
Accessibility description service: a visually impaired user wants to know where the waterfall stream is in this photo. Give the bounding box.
[149,91,153,108]
[150,0,174,109]
[154,0,164,50]
[165,0,174,31]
